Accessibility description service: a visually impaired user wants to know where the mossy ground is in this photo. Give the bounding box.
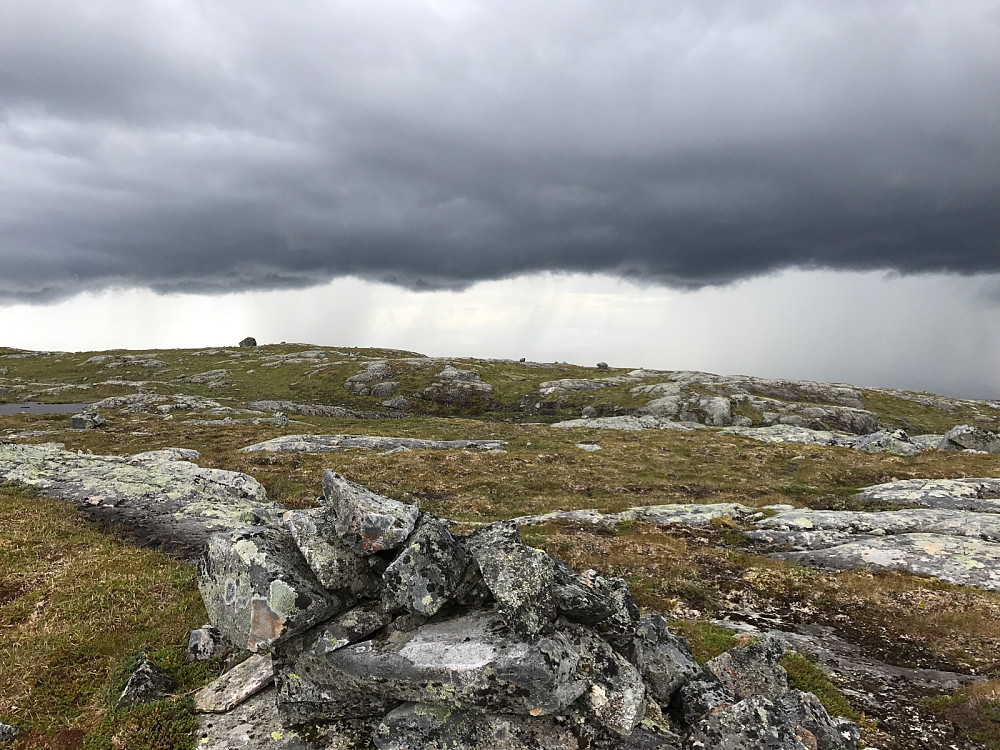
[4,344,1000,748]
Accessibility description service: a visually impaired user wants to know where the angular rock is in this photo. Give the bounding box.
[187,625,231,662]
[198,525,344,652]
[677,667,736,725]
[939,424,1000,453]
[0,723,18,742]
[705,634,788,701]
[282,507,381,596]
[593,575,640,648]
[685,692,859,750]
[321,470,420,554]
[465,523,557,637]
[0,443,277,559]
[115,657,177,711]
[573,628,647,735]
[776,690,862,750]
[845,428,922,456]
[373,703,579,750]
[70,411,105,430]
[274,610,587,724]
[551,564,615,626]
[300,600,396,654]
[382,517,467,617]
[239,337,257,347]
[194,653,273,713]
[625,614,699,704]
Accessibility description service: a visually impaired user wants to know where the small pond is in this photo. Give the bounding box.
[0,402,93,415]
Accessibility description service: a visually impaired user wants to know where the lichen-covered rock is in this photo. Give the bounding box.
[373,703,580,750]
[242,434,505,453]
[282,507,380,596]
[705,634,788,701]
[552,415,699,431]
[465,523,557,637]
[194,653,273,713]
[321,470,420,554]
[854,477,1000,512]
[0,443,277,559]
[198,525,345,652]
[70,411,105,430]
[845,428,922,456]
[572,627,647,735]
[625,615,699,704]
[239,337,257,347]
[274,610,587,724]
[593,575,640,649]
[382,517,467,617]
[677,668,736,725]
[684,692,859,750]
[939,424,1000,453]
[551,564,615,626]
[115,657,177,711]
[187,625,231,662]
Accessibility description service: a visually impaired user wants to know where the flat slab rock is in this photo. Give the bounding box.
[854,478,1000,512]
[551,415,701,431]
[241,434,506,453]
[513,503,773,530]
[0,442,277,558]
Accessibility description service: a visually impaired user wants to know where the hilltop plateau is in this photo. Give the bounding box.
[2,343,1000,750]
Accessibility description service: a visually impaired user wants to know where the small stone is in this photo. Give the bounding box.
[677,667,736,725]
[70,412,105,430]
[0,723,19,742]
[239,337,257,348]
[186,625,231,662]
[551,564,615,626]
[115,657,177,711]
[321,470,420,554]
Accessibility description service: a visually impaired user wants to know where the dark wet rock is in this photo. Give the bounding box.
[198,525,345,652]
[194,653,273,712]
[246,400,387,419]
[373,702,580,750]
[0,723,18,743]
[242,434,505,453]
[684,692,859,750]
[626,615,699,704]
[939,424,1000,453]
[274,610,587,724]
[281,507,381,596]
[239,337,257,347]
[115,656,177,711]
[187,625,231,662]
[70,411,105,430]
[465,523,557,637]
[0,443,277,559]
[321,470,420,554]
[382,517,468,617]
[705,634,788,701]
[677,667,736,725]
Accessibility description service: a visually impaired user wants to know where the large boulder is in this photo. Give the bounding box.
[198,525,345,652]
[939,424,1000,453]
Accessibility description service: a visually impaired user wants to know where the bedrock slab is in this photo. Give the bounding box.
[853,478,1000,512]
[551,415,701,431]
[241,434,506,453]
[512,503,771,530]
[0,442,277,558]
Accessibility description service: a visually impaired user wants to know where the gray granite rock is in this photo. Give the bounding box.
[115,657,177,711]
[465,523,557,637]
[572,627,647,735]
[194,653,273,713]
[939,424,1000,453]
[0,723,17,743]
[274,610,588,723]
[705,634,788,702]
[198,525,345,652]
[282,507,381,596]
[246,400,386,419]
[551,564,616,626]
[382,517,467,617]
[321,470,420,554]
[187,625,231,662]
[552,415,700,431]
[677,668,736,725]
[0,443,277,559]
[853,478,1000,513]
[625,615,699,704]
[242,434,505,453]
[70,411,105,430]
[239,337,257,347]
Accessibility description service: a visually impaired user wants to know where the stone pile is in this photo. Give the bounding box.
[197,471,860,749]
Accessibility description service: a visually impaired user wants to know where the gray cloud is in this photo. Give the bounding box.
[2,0,1000,302]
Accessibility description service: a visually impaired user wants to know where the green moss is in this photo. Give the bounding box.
[780,651,859,721]
[666,620,738,664]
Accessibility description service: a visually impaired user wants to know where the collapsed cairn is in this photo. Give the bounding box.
[197,470,861,749]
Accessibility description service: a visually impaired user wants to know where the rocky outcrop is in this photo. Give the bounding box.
[246,400,388,419]
[241,434,506,454]
[194,473,859,750]
[938,424,1000,453]
[0,443,277,559]
[415,365,494,408]
[344,361,395,396]
[552,415,701,431]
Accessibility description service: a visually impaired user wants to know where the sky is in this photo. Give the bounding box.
[2,1,999,397]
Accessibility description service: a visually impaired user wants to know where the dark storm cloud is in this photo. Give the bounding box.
[2,0,1000,302]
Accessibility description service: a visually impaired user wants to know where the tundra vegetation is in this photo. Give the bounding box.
[1,343,1000,749]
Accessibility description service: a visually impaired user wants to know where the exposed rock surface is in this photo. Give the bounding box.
[187,625,231,662]
[241,434,506,453]
[247,400,388,419]
[0,443,276,558]
[321,470,420,553]
[194,654,274,712]
[115,657,177,711]
[939,424,1000,453]
[416,365,494,407]
[70,411,105,430]
[552,415,701,431]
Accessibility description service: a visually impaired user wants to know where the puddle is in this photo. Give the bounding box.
[0,402,93,415]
